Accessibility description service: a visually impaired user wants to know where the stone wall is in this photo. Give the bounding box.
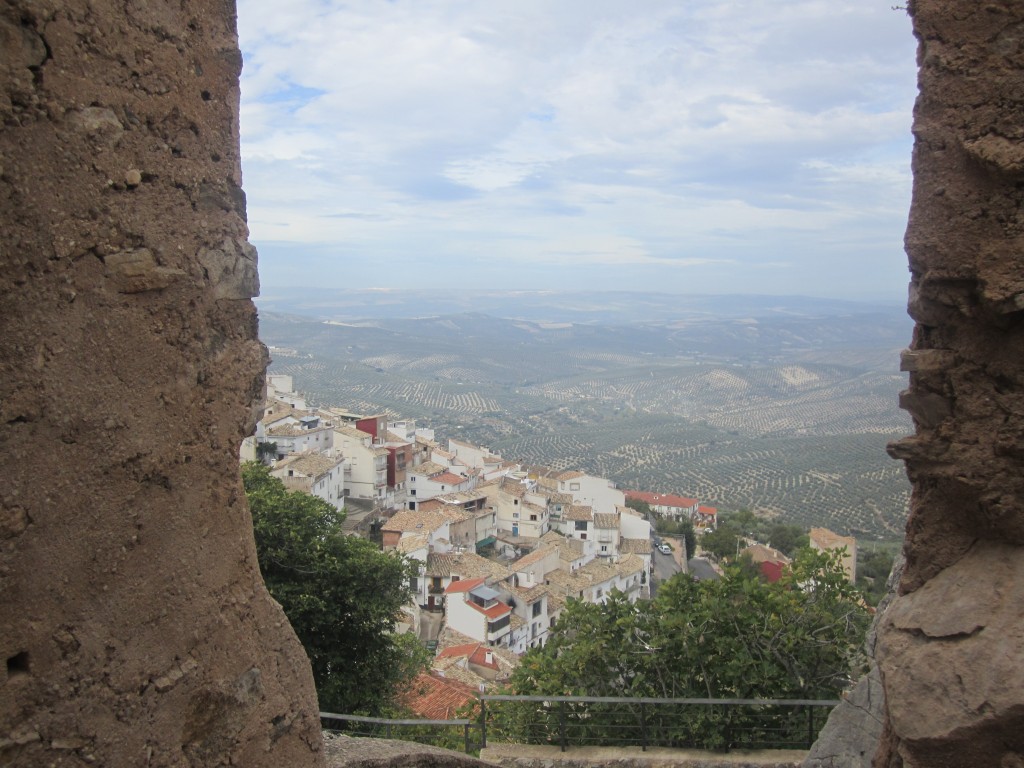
[0,2,324,766]
[877,0,1024,765]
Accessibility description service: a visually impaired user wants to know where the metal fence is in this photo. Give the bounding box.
[322,695,838,755]
[480,695,839,752]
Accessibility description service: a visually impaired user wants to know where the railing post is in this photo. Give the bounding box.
[559,700,567,753]
[479,697,487,749]
[464,721,471,755]
[807,705,815,749]
[640,702,648,752]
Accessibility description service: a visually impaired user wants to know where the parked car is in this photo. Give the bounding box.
[659,543,672,555]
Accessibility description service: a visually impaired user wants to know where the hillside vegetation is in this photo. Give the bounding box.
[258,293,913,540]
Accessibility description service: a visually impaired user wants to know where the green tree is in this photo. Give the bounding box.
[254,440,278,464]
[504,550,869,747]
[699,521,741,561]
[515,548,868,700]
[242,462,428,715]
[767,523,808,557]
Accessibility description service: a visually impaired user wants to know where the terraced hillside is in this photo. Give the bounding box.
[258,299,913,541]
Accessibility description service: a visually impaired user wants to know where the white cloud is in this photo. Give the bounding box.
[236,0,917,299]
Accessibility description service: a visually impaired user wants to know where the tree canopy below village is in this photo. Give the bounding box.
[242,462,428,715]
[509,548,869,703]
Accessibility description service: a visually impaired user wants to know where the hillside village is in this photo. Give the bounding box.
[242,374,855,698]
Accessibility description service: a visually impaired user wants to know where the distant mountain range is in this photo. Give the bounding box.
[255,288,909,327]
[256,290,914,541]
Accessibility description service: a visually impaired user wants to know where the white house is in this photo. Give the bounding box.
[557,471,625,515]
[445,578,513,648]
[270,453,347,513]
[407,463,476,510]
[331,425,389,504]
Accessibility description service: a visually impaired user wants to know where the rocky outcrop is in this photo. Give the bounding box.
[878,1,1024,765]
[0,2,324,766]
[802,557,904,768]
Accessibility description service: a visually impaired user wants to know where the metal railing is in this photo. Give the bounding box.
[480,695,839,753]
[322,695,838,756]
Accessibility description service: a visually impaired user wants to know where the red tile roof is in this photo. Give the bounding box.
[433,471,468,485]
[436,642,499,670]
[470,599,511,619]
[697,505,717,516]
[444,577,486,594]
[625,490,699,508]
[400,673,478,720]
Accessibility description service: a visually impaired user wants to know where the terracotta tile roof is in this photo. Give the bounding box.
[548,492,574,504]
[697,505,717,516]
[400,673,478,720]
[620,538,653,555]
[499,476,527,498]
[809,527,855,549]
[540,531,586,560]
[437,504,473,523]
[334,425,373,440]
[742,544,790,565]
[471,599,511,619]
[593,513,619,529]
[447,552,510,582]
[625,490,699,509]
[512,545,556,570]
[383,509,449,534]
[444,577,487,594]
[432,471,468,485]
[435,489,490,505]
[410,461,447,477]
[426,552,459,577]
[511,582,549,603]
[273,453,342,479]
[566,505,593,521]
[395,534,429,555]
[266,423,331,437]
[558,470,584,480]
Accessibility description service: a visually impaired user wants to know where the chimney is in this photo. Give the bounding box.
[485,651,493,665]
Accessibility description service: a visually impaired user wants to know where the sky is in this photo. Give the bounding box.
[236,1,919,302]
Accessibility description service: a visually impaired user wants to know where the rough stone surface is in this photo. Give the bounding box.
[0,2,324,766]
[877,1,1024,766]
[801,557,904,768]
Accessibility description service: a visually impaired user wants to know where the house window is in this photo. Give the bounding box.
[410,489,416,496]
[409,576,418,591]
[601,545,608,552]
[574,521,587,531]
[532,601,542,618]
[530,514,537,521]
[570,483,580,491]
[580,533,587,540]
